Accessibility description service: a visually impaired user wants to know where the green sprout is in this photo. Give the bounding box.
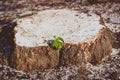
[51,36,64,49]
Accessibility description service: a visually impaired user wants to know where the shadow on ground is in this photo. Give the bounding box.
[0,19,16,65]
[114,32,120,55]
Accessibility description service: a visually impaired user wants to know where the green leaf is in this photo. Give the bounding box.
[56,37,64,43]
[56,42,62,49]
[51,36,64,49]
[51,40,58,48]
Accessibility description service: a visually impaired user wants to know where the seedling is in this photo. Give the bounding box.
[51,36,64,49]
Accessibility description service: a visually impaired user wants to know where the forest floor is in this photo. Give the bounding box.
[0,0,120,80]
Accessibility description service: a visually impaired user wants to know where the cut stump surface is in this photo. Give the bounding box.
[11,9,112,72]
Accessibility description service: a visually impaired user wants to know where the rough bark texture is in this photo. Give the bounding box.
[60,27,112,66]
[10,46,60,72]
[10,27,112,73]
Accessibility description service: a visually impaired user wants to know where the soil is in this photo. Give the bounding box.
[0,0,120,80]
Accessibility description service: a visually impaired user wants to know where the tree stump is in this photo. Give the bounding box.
[10,9,112,72]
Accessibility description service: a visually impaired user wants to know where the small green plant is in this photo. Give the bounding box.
[51,36,64,49]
